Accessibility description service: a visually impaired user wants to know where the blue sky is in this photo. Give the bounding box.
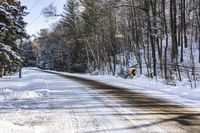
[20,0,66,35]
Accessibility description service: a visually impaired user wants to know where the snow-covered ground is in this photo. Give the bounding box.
[56,72,200,109]
[0,68,200,133]
[0,68,177,133]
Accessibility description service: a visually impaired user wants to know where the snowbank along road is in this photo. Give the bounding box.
[0,68,199,133]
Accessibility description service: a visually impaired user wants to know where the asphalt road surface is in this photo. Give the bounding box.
[43,70,200,133]
[1,69,200,133]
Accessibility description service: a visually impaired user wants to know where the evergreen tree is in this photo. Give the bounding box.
[61,0,86,72]
[0,0,28,68]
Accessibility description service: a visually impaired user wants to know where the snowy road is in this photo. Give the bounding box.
[0,69,200,133]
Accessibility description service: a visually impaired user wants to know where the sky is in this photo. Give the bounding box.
[20,0,66,36]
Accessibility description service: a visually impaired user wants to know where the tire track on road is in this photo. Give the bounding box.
[42,70,200,132]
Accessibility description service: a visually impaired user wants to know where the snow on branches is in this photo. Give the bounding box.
[0,0,27,67]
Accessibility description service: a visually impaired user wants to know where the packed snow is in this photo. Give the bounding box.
[0,68,170,133]
[56,71,200,108]
[1,68,200,133]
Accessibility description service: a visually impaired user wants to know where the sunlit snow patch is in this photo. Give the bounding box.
[0,88,42,100]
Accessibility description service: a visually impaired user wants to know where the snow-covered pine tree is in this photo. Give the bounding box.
[0,0,28,68]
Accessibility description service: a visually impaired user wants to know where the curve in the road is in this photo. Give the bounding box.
[44,70,200,132]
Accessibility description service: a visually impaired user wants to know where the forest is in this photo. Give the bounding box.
[1,0,200,86]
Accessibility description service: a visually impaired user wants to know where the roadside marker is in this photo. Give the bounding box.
[130,68,136,77]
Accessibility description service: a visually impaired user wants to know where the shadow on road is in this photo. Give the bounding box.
[44,71,200,132]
